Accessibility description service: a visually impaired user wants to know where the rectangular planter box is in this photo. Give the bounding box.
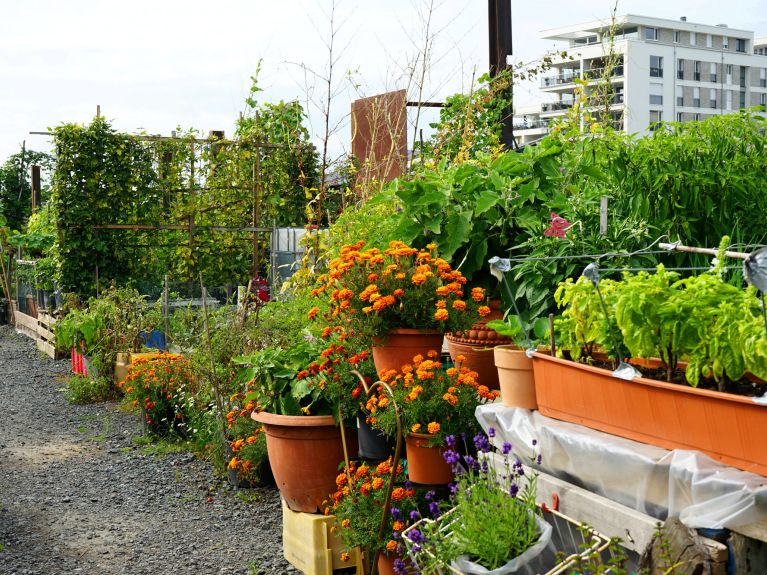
[532,353,767,476]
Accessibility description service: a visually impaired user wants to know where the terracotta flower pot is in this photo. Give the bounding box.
[405,432,453,485]
[533,352,767,475]
[371,328,444,375]
[376,552,401,575]
[252,411,349,513]
[494,345,537,409]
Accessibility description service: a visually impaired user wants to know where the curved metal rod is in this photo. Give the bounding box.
[339,369,403,575]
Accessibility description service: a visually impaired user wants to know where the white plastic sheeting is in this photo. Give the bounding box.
[476,403,767,530]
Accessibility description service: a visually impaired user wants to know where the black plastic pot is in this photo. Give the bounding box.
[357,410,395,461]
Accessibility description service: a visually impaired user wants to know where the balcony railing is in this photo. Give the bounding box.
[583,65,624,80]
[540,72,581,88]
[541,101,574,112]
[513,119,551,131]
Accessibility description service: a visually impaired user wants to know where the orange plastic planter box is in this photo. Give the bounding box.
[532,352,767,476]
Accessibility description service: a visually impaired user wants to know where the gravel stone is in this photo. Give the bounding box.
[0,327,302,575]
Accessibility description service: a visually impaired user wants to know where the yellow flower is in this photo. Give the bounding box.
[340,552,350,563]
[434,308,449,321]
[411,423,422,433]
[427,421,441,434]
[478,305,491,317]
[341,518,350,528]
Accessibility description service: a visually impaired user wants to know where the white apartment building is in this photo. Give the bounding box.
[514,15,767,145]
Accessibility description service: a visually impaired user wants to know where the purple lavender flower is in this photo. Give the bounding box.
[532,439,538,446]
[425,490,435,501]
[408,528,426,544]
[488,427,496,438]
[390,507,402,521]
[404,480,413,491]
[442,449,460,466]
[428,501,441,519]
[445,434,456,448]
[536,453,542,465]
[449,482,458,494]
[473,433,491,453]
[409,510,421,521]
[481,460,489,475]
[411,543,421,553]
[393,558,407,575]
[464,455,478,471]
[502,442,512,455]
[509,483,519,498]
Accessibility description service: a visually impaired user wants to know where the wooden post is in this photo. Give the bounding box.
[252,131,262,278]
[599,196,608,235]
[96,104,101,119]
[163,274,169,343]
[30,165,41,213]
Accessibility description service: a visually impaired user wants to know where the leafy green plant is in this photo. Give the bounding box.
[65,374,114,404]
[485,315,550,349]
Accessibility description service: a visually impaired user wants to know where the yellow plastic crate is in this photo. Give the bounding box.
[281,499,364,575]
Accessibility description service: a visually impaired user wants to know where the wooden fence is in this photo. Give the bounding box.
[11,302,62,359]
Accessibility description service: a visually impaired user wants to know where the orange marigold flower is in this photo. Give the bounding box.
[443,393,458,406]
[246,435,257,444]
[227,457,239,470]
[376,460,392,475]
[355,465,370,479]
[427,350,439,358]
[436,285,450,296]
[392,521,404,532]
[471,287,486,302]
[455,354,466,364]
[452,300,467,311]
[336,473,348,487]
[478,305,491,317]
[434,308,449,321]
[360,482,372,495]
[368,273,379,282]
[427,422,441,434]
[393,288,405,297]
[411,423,422,433]
[386,539,398,552]
[378,396,390,408]
[371,477,384,490]
[307,307,320,320]
[395,272,406,280]
[411,273,427,285]
[341,518,351,528]
[435,299,447,309]
[391,487,406,501]
[340,552,350,563]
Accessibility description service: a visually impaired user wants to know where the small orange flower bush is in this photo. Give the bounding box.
[323,457,419,562]
[369,351,499,446]
[225,389,268,483]
[120,353,197,437]
[308,241,488,338]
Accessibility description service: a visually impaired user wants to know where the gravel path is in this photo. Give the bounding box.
[0,327,300,575]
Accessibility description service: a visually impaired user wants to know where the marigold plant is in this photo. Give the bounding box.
[225,389,268,483]
[323,457,420,563]
[119,352,197,437]
[308,241,488,338]
[369,351,499,446]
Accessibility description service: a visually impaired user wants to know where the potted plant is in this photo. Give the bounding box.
[323,457,420,575]
[485,315,549,409]
[238,328,372,512]
[403,431,550,574]
[308,240,489,374]
[370,351,499,485]
[225,391,270,487]
[538,239,767,475]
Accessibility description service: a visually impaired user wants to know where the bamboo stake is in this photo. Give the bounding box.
[199,274,229,452]
[660,242,749,260]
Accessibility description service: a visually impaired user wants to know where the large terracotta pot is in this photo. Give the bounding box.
[371,328,444,375]
[252,411,349,513]
[494,345,537,409]
[405,432,453,485]
[532,352,767,475]
[376,552,401,575]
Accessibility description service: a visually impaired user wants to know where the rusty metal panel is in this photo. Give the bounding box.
[350,89,407,184]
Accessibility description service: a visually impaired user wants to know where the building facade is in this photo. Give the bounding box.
[514,15,767,145]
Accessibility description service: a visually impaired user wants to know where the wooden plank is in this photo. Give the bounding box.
[732,520,767,544]
[15,311,37,332]
[36,339,56,359]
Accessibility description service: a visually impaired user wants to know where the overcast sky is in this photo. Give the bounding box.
[1,0,765,164]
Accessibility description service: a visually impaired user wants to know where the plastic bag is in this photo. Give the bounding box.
[450,513,553,575]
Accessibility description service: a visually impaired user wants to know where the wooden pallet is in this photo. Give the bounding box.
[11,303,65,359]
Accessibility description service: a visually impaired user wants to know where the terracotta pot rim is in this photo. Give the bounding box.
[445,333,511,346]
[407,431,441,440]
[251,411,338,427]
[532,352,759,404]
[379,327,443,337]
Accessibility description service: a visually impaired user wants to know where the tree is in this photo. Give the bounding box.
[0,149,55,231]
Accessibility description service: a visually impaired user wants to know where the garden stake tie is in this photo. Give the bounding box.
[346,370,404,575]
[582,263,640,379]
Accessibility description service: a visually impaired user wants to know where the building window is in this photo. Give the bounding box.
[650,83,663,105]
[649,110,663,131]
[694,113,701,121]
[645,27,658,40]
[694,61,701,81]
[706,34,713,48]
[736,38,746,52]
[673,30,680,43]
[760,68,766,88]
[650,56,663,77]
[710,88,717,108]
[726,64,733,84]
[760,93,766,107]
[710,63,717,83]
[726,90,733,111]
[723,36,729,49]
[693,87,701,107]
[740,90,746,109]
[676,85,684,106]
[690,31,696,45]
[740,66,747,88]
[677,112,684,122]
[677,59,685,80]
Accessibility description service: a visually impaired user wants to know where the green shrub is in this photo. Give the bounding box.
[66,374,114,404]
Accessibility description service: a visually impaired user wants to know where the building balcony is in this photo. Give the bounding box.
[540,72,581,88]
[541,101,574,112]
[513,119,551,131]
